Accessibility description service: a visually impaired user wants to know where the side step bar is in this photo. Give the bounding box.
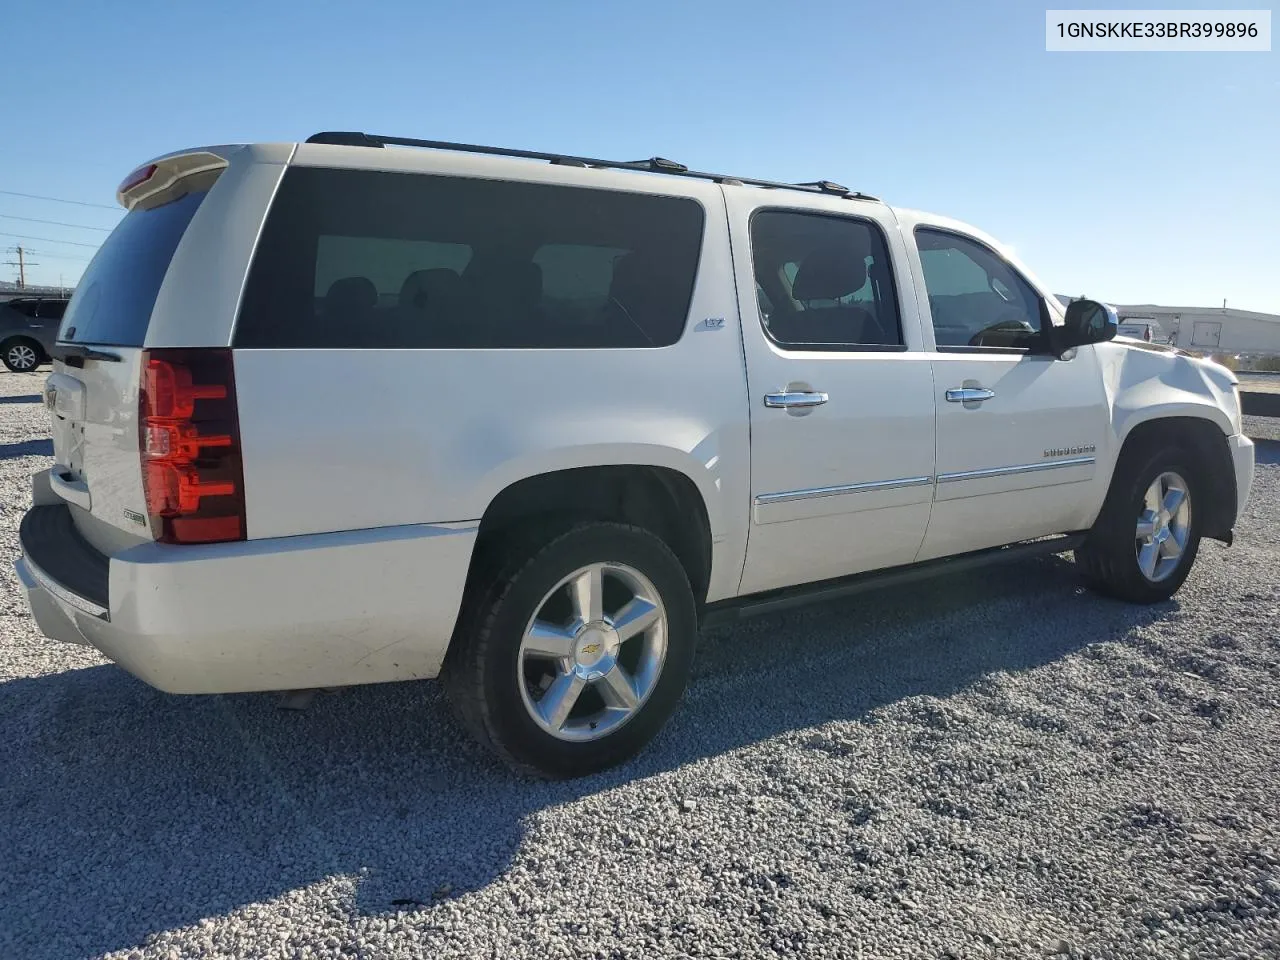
[702,533,1087,628]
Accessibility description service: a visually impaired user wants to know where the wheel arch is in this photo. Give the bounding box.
[470,463,716,610]
[1112,414,1237,543]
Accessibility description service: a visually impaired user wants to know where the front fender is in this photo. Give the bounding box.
[1099,341,1237,446]
[1094,342,1242,542]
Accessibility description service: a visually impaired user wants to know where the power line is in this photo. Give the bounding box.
[25,248,94,262]
[0,189,118,210]
[0,212,113,231]
[0,230,100,248]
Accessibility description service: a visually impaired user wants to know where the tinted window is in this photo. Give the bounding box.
[235,168,705,349]
[915,228,1047,351]
[315,236,471,308]
[750,211,902,349]
[37,300,67,320]
[6,299,39,318]
[59,190,207,346]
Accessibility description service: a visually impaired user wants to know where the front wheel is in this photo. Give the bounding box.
[442,522,697,778]
[1076,443,1202,603]
[2,338,42,373]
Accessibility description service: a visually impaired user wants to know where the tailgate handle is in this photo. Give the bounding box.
[49,469,92,511]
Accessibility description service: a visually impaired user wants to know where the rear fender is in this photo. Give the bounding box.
[473,440,743,603]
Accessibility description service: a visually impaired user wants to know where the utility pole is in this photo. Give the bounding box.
[4,245,38,289]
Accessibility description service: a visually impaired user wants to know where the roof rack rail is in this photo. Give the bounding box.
[304,132,877,202]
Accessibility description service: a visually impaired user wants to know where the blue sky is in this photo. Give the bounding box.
[3,0,1276,311]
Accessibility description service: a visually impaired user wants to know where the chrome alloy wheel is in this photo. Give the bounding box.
[1135,471,1191,583]
[518,562,668,742]
[6,342,38,371]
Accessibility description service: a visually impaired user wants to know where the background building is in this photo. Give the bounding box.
[1111,304,1280,356]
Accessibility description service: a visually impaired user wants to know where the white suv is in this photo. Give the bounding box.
[16,133,1255,777]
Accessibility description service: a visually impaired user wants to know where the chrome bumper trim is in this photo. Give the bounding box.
[22,554,109,621]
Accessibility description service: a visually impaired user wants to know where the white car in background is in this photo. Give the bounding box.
[16,134,1255,777]
[1118,318,1164,343]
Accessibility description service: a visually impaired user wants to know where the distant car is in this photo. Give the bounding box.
[1117,319,1162,343]
[0,297,68,372]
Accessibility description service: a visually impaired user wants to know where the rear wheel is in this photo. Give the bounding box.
[443,522,697,778]
[2,338,42,373]
[1076,443,1202,603]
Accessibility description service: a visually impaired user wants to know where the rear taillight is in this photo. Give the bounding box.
[139,348,246,544]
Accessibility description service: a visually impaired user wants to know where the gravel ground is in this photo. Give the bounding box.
[2,367,1279,960]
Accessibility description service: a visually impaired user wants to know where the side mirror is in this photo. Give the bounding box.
[1051,299,1117,357]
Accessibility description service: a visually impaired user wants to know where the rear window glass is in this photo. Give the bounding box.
[234,167,705,349]
[38,300,68,320]
[59,190,207,346]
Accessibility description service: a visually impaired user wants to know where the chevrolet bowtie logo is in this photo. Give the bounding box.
[580,643,602,656]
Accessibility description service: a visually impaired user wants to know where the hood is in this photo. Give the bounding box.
[1112,335,1183,356]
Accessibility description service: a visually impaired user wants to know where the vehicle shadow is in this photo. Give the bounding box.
[0,555,1181,959]
[0,438,52,458]
[1253,438,1280,466]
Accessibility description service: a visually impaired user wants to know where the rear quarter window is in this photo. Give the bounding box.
[37,300,68,320]
[234,167,705,349]
[59,190,207,346]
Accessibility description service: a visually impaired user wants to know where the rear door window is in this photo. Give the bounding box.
[750,210,903,349]
[235,168,705,349]
[59,190,208,346]
[6,299,40,318]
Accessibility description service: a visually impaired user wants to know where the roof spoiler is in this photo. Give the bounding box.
[117,152,229,211]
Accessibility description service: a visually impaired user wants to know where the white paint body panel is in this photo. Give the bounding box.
[892,208,1108,559]
[145,143,292,349]
[46,350,154,553]
[16,140,1256,696]
[19,512,476,694]
[232,154,750,605]
[724,189,936,594]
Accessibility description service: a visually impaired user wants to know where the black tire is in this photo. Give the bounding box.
[2,337,43,373]
[1075,440,1203,603]
[442,522,697,778]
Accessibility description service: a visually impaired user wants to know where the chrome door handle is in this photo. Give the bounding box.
[764,391,829,409]
[945,387,995,403]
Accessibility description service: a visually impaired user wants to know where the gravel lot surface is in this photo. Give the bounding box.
[2,367,1278,960]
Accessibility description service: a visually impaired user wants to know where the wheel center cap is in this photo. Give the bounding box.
[572,621,620,680]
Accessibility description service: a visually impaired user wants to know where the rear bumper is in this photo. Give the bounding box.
[1228,433,1255,521]
[17,504,477,694]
